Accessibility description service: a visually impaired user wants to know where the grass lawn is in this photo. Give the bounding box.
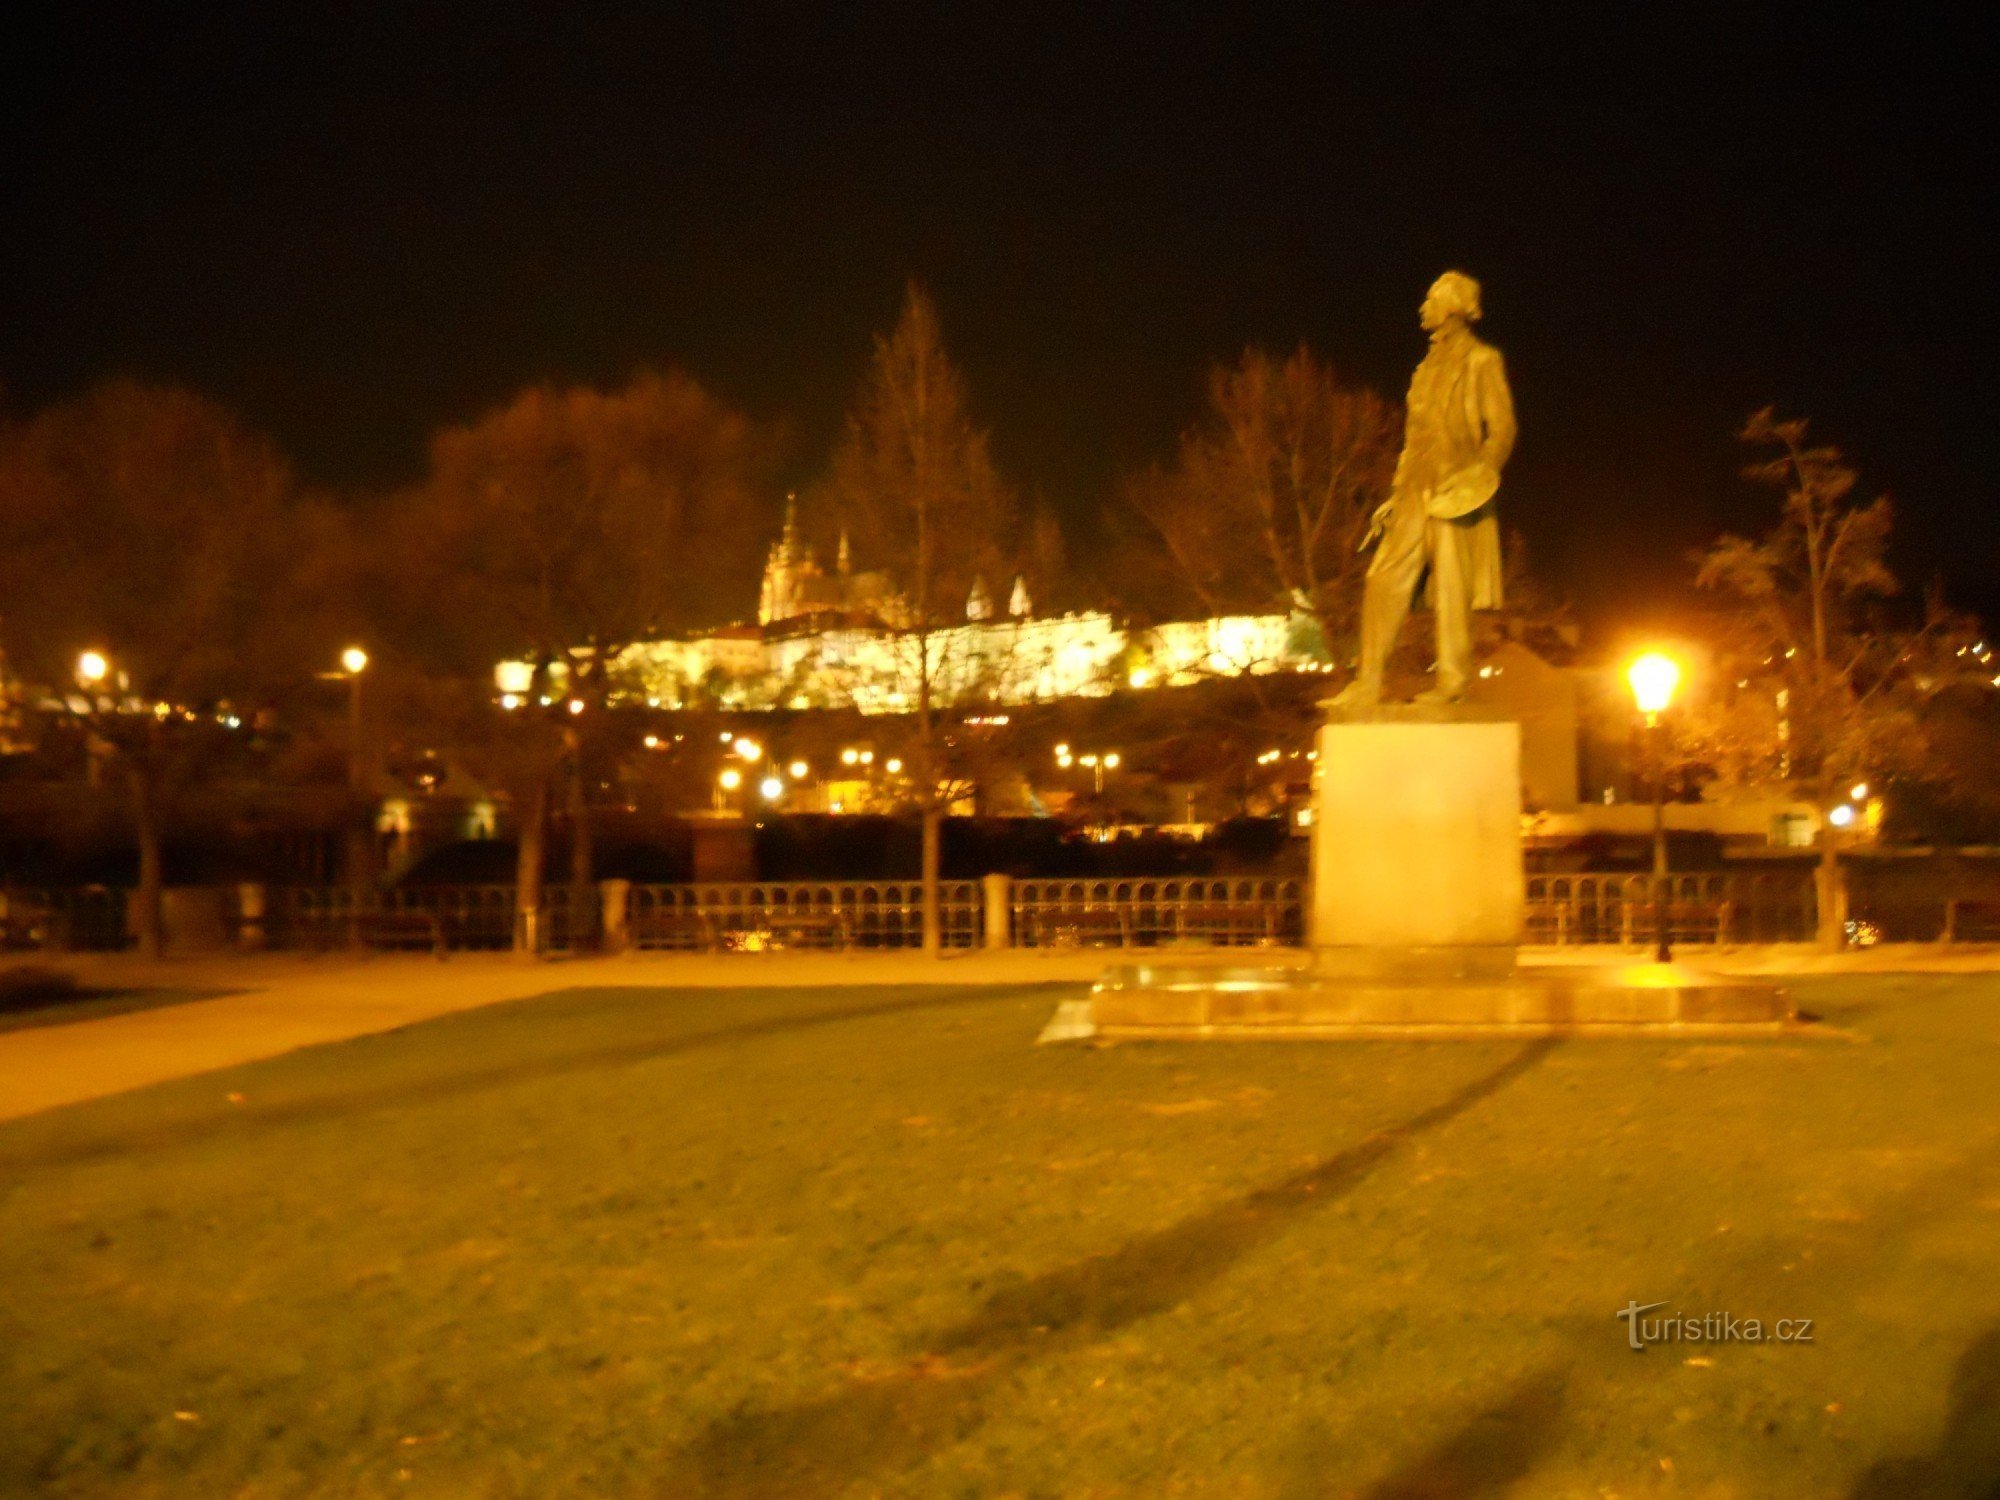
[3,975,1999,1497]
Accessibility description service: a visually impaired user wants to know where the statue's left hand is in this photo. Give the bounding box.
[1359,499,1396,551]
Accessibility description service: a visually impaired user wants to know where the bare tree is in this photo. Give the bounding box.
[1685,408,1969,946]
[827,284,1020,953]
[392,370,770,951]
[1126,346,1398,670]
[0,382,320,956]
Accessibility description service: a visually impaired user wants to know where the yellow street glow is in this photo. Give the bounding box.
[718,768,742,790]
[1828,804,1856,828]
[788,760,808,779]
[1626,652,1681,717]
[77,650,109,685]
[341,646,369,675]
[734,738,762,761]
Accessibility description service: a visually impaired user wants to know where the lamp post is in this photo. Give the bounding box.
[1626,652,1681,963]
[340,647,369,793]
[75,651,111,788]
[339,648,372,913]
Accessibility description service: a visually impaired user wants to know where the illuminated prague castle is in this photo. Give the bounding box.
[503,498,1320,714]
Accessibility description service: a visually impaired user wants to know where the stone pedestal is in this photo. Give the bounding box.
[1311,716,1523,955]
[1051,709,1791,1040]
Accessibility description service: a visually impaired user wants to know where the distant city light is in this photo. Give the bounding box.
[567,699,585,715]
[734,738,762,761]
[1828,804,1856,828]
[788,760,808,779]
[718,768,742,790]
[1103,752,1120,769]
[341,646,369,675]
[1054,743,1070,757]
[643,734,661,749]
[859,750,874,765]
[841,747,860,766]
[499,693,522,710]
[1850,782,1869,801]
[1127,667,1155,690]
[885,758,903,774]
[759,776,783,800]
[76,650,108,686]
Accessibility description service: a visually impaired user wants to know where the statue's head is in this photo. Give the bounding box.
[1420,271,1483,331]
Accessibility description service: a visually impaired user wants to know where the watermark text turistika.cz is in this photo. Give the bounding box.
[1617,1300,1814,1352]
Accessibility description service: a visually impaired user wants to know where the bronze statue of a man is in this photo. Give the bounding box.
[1333,270,1516,710]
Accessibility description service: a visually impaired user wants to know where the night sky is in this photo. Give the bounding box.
[4,5,1993,631]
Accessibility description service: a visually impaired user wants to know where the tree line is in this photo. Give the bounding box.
[2,285,1991,955]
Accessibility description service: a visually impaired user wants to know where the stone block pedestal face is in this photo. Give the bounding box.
[1311,718,1524,953]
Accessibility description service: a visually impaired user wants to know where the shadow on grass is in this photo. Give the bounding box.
[1356,1366,1569,1500]
[3,984,1026,1171]
[0,985,238,1035]
[1848,1322,2000,1499]
[670,1037,1561,1498]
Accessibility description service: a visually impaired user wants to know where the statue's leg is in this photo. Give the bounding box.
[1425,519,1474,701]
[1344,504,1427,703]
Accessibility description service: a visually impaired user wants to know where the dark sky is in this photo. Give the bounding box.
[4,4,1993,631]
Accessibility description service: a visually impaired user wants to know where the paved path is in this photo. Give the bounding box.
[4,943,1996,1123]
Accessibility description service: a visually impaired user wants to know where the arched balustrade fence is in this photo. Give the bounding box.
[17,865,2000,956]
[625,881,982,951]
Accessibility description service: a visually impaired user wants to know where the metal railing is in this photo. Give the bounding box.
[268,885,573,953]
[1011,876,1305,949]
[0,886,129,953]
[26,867,2000,957]
[625,880,982,950]
[1524,872,1817,945]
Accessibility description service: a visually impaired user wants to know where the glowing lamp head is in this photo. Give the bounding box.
[1626,652,1682,717]
[1828,804,1857,829]
[76,650,109,686]
[1104,752,1121,769]
[840,748,859,766]
[734,738,762,762]
[341,646,369,675]
[758,776,783,800]
[885,758,903,774]
[788,760,808,779]
[718,768,742,791]
[1850,782,1870,801]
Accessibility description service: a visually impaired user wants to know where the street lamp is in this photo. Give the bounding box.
[340,647,373,905]
[1626,651,1682,963]
[76,650,109,688]
[715,766,742,813]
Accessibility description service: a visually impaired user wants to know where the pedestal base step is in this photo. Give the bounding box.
[1061,960,1793,1040]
